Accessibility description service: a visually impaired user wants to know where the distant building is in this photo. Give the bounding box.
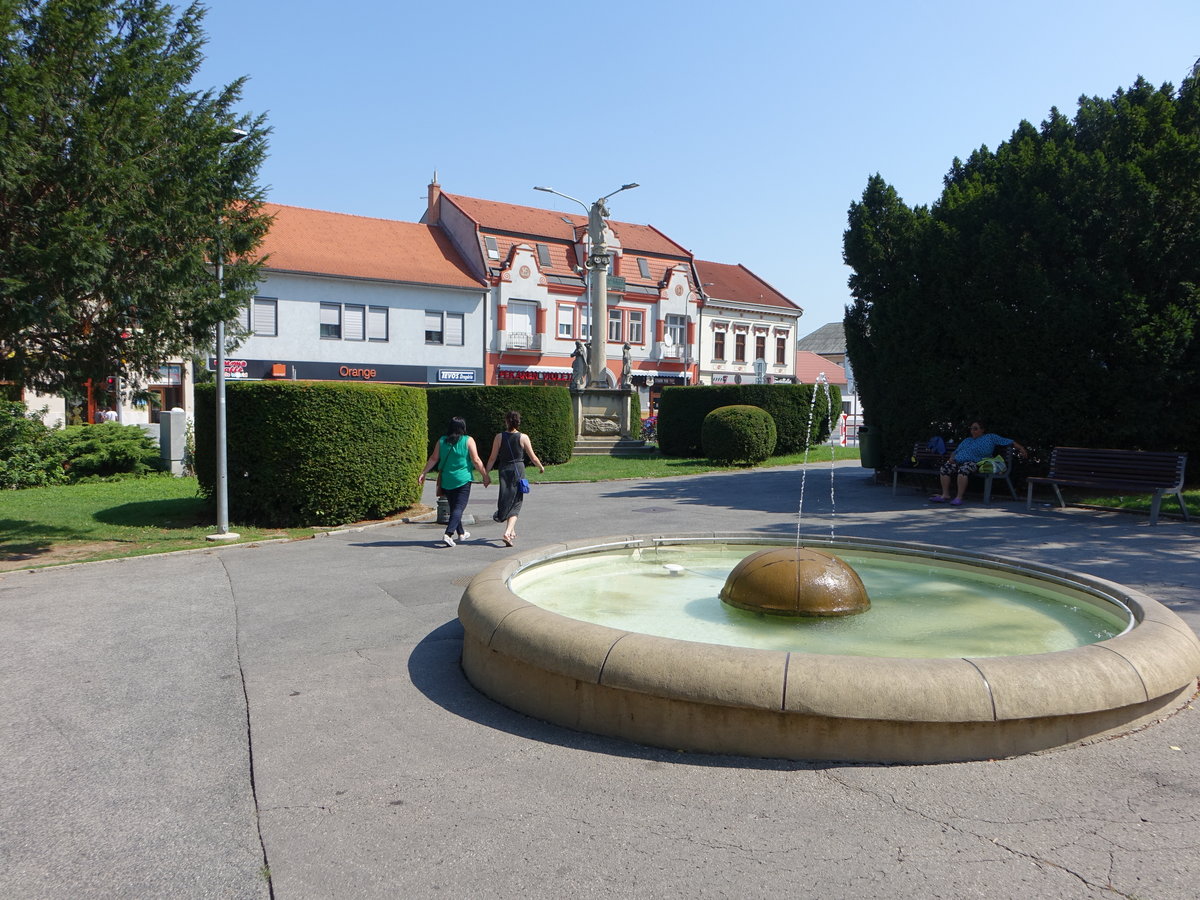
[232,203,487,388]
[422,179,701,413]
[796,321,862,443]
[693,261,803,389]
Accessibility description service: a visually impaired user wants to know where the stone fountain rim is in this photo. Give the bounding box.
[457,532,1200,762]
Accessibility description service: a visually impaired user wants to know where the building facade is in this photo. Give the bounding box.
[422,181,705,413]
[694,260,803,387]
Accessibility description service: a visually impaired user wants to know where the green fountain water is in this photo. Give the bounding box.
[510,544,1129,659]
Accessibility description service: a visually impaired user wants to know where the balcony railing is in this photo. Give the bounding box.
[502,331,541,351]
[657,342,684,359]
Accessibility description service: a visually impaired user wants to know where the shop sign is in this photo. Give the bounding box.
[438,370,477,383]
[498,370,570,383]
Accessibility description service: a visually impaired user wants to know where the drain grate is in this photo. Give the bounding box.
[631,506,673,513]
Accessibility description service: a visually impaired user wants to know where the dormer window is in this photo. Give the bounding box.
[536,244,553,268]
[484,236,499,260]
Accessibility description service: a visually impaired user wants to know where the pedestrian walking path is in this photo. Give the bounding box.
[2,464,1197,898]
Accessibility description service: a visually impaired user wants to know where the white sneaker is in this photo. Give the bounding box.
[442,534,456,548]
[458,531,471,541]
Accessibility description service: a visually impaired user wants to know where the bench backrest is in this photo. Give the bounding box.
[1046,447,1187,489]
[909,441,948,469]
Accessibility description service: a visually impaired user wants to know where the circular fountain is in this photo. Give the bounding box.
[458,533,1200,763]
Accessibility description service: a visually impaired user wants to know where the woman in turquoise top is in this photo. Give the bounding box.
[418,417,490,547]
[932,420,1028,506]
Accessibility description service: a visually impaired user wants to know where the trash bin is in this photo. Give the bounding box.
[858,425,883,469]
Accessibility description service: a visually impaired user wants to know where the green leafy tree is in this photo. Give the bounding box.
[0,0,271,394]
[844,65,1200,471]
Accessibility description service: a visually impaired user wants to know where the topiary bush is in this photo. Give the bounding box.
[426,385,574,465]
[657,383,841,457]
[702,405,777,465]
[195,381,427,527]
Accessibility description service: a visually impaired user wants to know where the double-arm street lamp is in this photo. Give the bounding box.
[208,127,248,542]
[534,183,638,386]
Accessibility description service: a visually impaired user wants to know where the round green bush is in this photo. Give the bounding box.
[701,405,777,465]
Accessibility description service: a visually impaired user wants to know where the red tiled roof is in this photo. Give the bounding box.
[794,350,846,385]
[695,260,801,312]
[443,193,691,259]
[259,204,483,287]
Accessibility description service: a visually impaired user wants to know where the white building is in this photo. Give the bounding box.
[224,204,487,387]
[693,260,803,387]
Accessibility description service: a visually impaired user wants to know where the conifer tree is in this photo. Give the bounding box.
[0,0,270,393]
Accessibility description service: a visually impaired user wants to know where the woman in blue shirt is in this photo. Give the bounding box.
[932,420,1028,506]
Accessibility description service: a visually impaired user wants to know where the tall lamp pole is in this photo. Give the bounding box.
[208,128,247,542]
[534,183,638,386]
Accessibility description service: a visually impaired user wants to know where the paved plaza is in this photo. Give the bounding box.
[2,463,1198,899]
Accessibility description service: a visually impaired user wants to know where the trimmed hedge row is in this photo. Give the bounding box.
[425,385,574,465]
[656,384,842,457]
[702,405,777,464]
[195,381,427,527]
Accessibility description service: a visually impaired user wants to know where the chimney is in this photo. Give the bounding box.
[426,171,441,223]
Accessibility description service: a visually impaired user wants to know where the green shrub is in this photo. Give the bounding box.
[701,405,777,464]
[0,402,67,489]
[58,423,161,479]
[195,381,427,527]
[657,383,841,457]
[426,385,574,465]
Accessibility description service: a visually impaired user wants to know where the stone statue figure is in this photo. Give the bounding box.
[620,342,632,388]
[570,340,589,389]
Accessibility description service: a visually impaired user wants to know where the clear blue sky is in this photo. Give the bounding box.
[194,0,1199,332]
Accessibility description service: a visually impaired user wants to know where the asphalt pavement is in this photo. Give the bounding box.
[2,463,1198,899]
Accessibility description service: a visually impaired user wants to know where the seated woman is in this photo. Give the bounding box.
[931,420,1028,506]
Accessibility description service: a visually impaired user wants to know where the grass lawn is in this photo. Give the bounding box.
[0,476,313,571]
[1,447,861,571]
[1055,488,1200,519]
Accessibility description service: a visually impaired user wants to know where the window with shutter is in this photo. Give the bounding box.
[445,312,464,346]
[320,303,341,339]
[344,305,365,341]
[367,306,388,341]
[252,299,277,336]
[425,311,444,343]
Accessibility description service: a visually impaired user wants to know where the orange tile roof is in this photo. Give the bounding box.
[443,193,691,259]
[696,260,801,312]
[794,350,846,385]
[259,204,484,288]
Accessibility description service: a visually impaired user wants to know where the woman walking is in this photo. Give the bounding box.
[485,410,545,547]
[419,416,489,548]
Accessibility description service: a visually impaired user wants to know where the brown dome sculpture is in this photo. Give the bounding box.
[719,547,870,617]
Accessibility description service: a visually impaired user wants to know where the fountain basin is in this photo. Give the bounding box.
[458,534,1200,763]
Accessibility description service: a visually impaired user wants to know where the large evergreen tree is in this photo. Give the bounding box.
[844,65,1200,469]
[0,0,270,393]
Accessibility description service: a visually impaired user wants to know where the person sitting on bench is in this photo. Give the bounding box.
[931,420,1028,506]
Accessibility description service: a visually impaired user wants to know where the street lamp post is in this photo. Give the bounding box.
[534,183,638,386]
[208,128,247,542]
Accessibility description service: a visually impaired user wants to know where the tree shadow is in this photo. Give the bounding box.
[0,519,75,562]
[92,497,209,528]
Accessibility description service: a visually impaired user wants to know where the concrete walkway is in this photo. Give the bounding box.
[2,464,1198,899]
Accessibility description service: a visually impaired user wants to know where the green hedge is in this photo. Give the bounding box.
[195,381,427,527]
[426,385,574,465]
[656,384,841,457]
[702,405,777,464]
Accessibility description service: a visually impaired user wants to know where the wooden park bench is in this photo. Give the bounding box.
[892,441,1018,504]
[1025,447,1190,525]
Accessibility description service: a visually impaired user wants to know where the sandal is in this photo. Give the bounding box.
[950,498,963,506]
[929,495,947,503]
[501,534,514,547]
